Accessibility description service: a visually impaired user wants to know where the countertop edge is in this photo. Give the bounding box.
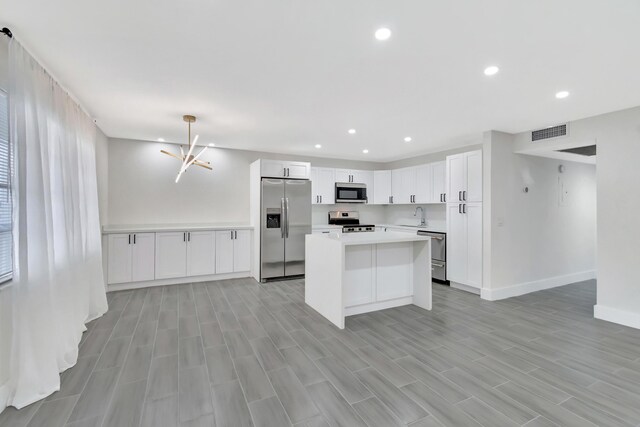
[102,224,254,234]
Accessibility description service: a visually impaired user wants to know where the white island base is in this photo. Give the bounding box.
[305,232,432,329]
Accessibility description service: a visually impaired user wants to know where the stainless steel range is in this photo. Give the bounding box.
[327,211,375,233]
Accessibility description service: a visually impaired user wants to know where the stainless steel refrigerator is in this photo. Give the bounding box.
[260,178,312,281]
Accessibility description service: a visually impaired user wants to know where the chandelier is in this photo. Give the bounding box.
[160,115,212,183]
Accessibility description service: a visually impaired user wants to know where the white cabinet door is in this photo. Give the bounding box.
[446,203,467,284]
[261,160,287,178]
[466,203,482,289]
[215,230,235,274]
[286,161,311,179]
[334,169,351,183]
[344,245,374,307]
[414,164,431,204]
[186,231,216,276]
[155,232,187,279]
[352,170,374,202]
[431,161,446,203]
[447,153,467,204]
[376,243,413,300]
[310,167,319,204]
[392,167,415,204]
[233,230,251,272]
[373,170,392,204]
[466,150,483,202]
[107,234,132,284]
[131,233,155,282]
[317,168,335,204]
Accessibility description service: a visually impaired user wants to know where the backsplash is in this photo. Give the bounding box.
[312,203,446,230]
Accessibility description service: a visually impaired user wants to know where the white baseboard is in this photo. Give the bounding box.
[107,271,251,292]
[480,270,596,301]
[450,281,481,295]
[594,304,640,330]
[344,297,414,316]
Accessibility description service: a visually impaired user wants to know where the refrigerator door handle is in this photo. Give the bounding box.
[285,197,290,238]
[280,198,286,238]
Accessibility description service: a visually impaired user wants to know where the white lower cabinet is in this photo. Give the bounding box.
[344,244,413,307]
[108,233,155,284]
[376,243,413,300]
[216,230,251,274]
[447,202,482,289]
[155,232,188,279]
[186,231,216,276]
[344,245,374,307]
[233,230,251,272]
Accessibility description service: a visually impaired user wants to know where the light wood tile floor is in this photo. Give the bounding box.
[2,278,640,427]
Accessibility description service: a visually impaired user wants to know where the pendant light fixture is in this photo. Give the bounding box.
[160,115,212,183]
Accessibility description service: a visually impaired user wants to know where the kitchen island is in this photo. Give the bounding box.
[305,231,431,329]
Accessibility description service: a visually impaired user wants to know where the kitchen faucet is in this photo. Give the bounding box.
[414,206,426,226]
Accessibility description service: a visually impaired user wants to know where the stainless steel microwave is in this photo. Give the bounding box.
[335,182,367,203]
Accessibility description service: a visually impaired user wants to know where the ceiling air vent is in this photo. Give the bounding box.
[531,124,568,141]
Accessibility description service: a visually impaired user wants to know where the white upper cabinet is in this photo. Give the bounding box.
[466,150,483,202]
[108,233,155,284]
[431,161,446,203]
[446,150,482,203]
[186,231,216,276]
[334,169,351,183]
[261,159,310,179]
[373,170,392,204]
[310,167,335,204]
[392,167,413,204]
[414,164,432,204]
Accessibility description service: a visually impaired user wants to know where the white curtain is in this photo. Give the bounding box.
[2,38,108,410]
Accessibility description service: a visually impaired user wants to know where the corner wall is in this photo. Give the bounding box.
[481,131,597,300]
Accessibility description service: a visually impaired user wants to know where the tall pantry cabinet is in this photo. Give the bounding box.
[446,150,482,290]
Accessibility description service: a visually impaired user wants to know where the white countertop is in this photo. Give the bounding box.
[308,230,430,246]
[102,223,254,234]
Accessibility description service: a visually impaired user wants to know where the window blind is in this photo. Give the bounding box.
[0,90,12,283]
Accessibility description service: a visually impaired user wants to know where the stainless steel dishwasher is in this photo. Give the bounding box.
[417,230,447,283]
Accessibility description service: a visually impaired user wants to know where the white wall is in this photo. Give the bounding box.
[481,131,597,300]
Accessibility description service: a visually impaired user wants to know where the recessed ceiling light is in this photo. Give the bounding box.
[404,136,412,143]
[362,149,369,154]
[157,138,165,142]
[208,143,215,147]
[348,129,356,135]
[555,90,570,99]
[484,66,499,76]
[315,144,322,149]
[375,28,392,41]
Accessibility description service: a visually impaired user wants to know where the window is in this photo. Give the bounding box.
[0,90,12,284]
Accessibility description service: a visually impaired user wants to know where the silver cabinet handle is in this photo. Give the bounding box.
[316,195,318,203]
[134,234,136,244]
[280,198,286,238]
[444,193,446,202]
[432,262,444,268]
[128,234,131,244]
[183,232,186,242]
[463,204,466,214]
[463,190,466,201]
[234,230,237,239]
[320,195,323,203]
[391,196,393,204]
[285,198,290,238]
[458,191,462,201]
[458,204,462,214]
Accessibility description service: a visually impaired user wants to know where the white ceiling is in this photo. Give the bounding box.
[3,0,640,161]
